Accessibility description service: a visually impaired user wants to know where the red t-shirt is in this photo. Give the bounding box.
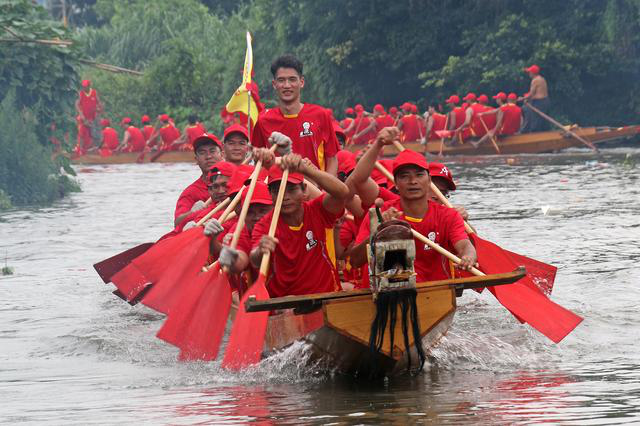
[252,104,339,171]
[159,124,181,150]
[355,199,468,282]
[78,89,99,120]
[375,114,395,132]
[481,106,497,133]
[174,177,209,220]
[469,103,487,137]
[101,127,119,150]
[452,107,471,140]
[429,113,447,139]
[142,125,155,142]
[400,114,422,142]
[339,117,353,130]
[500,104,522,135]
[352,115,376,144]
[186,125,206,145]
[251,195,342,297]
[125,126,146,152]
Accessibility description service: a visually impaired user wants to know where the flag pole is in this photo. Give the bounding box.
[247,90,252,147]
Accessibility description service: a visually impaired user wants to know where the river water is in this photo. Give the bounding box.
[1,147,639,425]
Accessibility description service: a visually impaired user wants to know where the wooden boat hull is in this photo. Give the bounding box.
[346,125,639,157]
[70,150,196,165]
[264,281,456,377]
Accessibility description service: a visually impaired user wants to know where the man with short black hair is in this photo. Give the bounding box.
[252,54,339,176]
[222,124,250,165]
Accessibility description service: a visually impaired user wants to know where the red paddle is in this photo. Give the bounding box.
[156,159,266,360]
[221,169,289,370]
[93,242,153,284]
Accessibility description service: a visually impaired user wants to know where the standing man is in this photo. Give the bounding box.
[521,64,550,133]
[75,79,104,148]
[252,54,339,176]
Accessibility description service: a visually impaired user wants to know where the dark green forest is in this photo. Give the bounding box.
[1,0,639,208]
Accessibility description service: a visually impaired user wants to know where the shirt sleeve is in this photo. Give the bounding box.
[445,208,469,245]
[250,212,272,249]
[323,110,339,157]
[310,194,343,227]
[251,118,267,148]
[339,219,357,249]
[236,227,252,254]
[174,189,196,219]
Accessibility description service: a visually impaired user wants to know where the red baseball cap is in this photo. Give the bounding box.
[410,104,418,113]
[121,117,132,125]
[463,93,477,102]
[207,161,236,183]
[160,114,169,121]
[493,92,507,101]
[333,122,346,139]
[392,149,429,174]
[241,182,272,205]
[355,104,364,112]
[507,92,518,100]
[194,133,222,150]
[389,106,398,114]
[81,79,91,87]
[336,150,356,175]
[374,104,385,113]
[524,64,540,74]
[223,124,249,142]
[345,107,354,115]
[428,162,456,190]
[401,102,412,111]
[100,118,110,127]
[267,165,304,185]
[478,94,489,104]
[446,95,460,105]
[141,115,150,123]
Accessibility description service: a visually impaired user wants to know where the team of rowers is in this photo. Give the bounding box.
[147,54,482,299]
[73,62,549,157]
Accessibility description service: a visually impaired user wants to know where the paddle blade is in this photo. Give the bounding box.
[141,230,211,314]
[93,242,154,284]
[472,235,582,343]
[221,275,270,370]
[111,262,151,303]
[157,266,232,361]
[503,249,557,295]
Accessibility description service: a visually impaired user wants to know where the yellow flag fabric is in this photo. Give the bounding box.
[225,32,259,127]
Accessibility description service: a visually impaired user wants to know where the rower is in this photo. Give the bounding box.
[476,92,523,146]
[398,103,421,143]
[349,142,477,281]
[340,107,354,130]
[349,104,377,145]
[176,115,206,150]
[248,149,349,297]
[152,114,181,151]
[477,94,497,134]
[424,105,447,142]
[75,79,103,148]
[140,115,155,146]
[521,64,550,133]
[355,104,394,143]
[252,54,340,175]
[493,92,507,106]
[445,95,467,144]
[456,93,483,141]
[99,119,119,155]
[117,117,145,153]
[173,133,223,227]
[222,124,250,165]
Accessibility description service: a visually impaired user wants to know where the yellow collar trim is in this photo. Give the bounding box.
[288,222,304,231]
[283,113,298,118]
[404,215,423,223]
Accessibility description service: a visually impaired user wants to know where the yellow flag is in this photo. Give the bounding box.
[225,31,259,127]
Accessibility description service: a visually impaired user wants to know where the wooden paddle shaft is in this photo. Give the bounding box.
[195,197,230,226]
[259,168,289,275]
[377,147,475,234]
[412,229,483,276]
[480,117,501,154]
[526,102,598,151]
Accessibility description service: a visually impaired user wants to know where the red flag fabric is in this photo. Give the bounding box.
[472,235,582,343]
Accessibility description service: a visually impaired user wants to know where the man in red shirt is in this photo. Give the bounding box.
[349,148,477,282]
[252,55,339,175]
[99,119,119,155]
[353,104,393,143]
[496,93,523,136]
[174,115,206,151]
[398,102,422,142]
[493,92,507,107]
[424,106,448,141]
[340,108,354,130]
[150,114,181,151]
[446,95,470,143]
[460,92,488,139]
[222,124,250,165]
[174,133,223,227]
[75,79,103,148]
[248,149,350,297]
[117,117,146,152]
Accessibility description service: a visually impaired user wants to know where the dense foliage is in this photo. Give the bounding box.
[76,0,640,128]
[0,0,80,209]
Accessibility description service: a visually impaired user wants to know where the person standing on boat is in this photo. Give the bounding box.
[520,64,550,133]
[348,129,477,280]
[252,55,340,176]
[222,124,251,165]
[247,149,349,297]
[75,79,104,149]
[173,133,223,227]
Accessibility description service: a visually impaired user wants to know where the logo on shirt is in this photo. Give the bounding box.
[423,231,437,251]
[305,230,317,251]
[300,121,314,137]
